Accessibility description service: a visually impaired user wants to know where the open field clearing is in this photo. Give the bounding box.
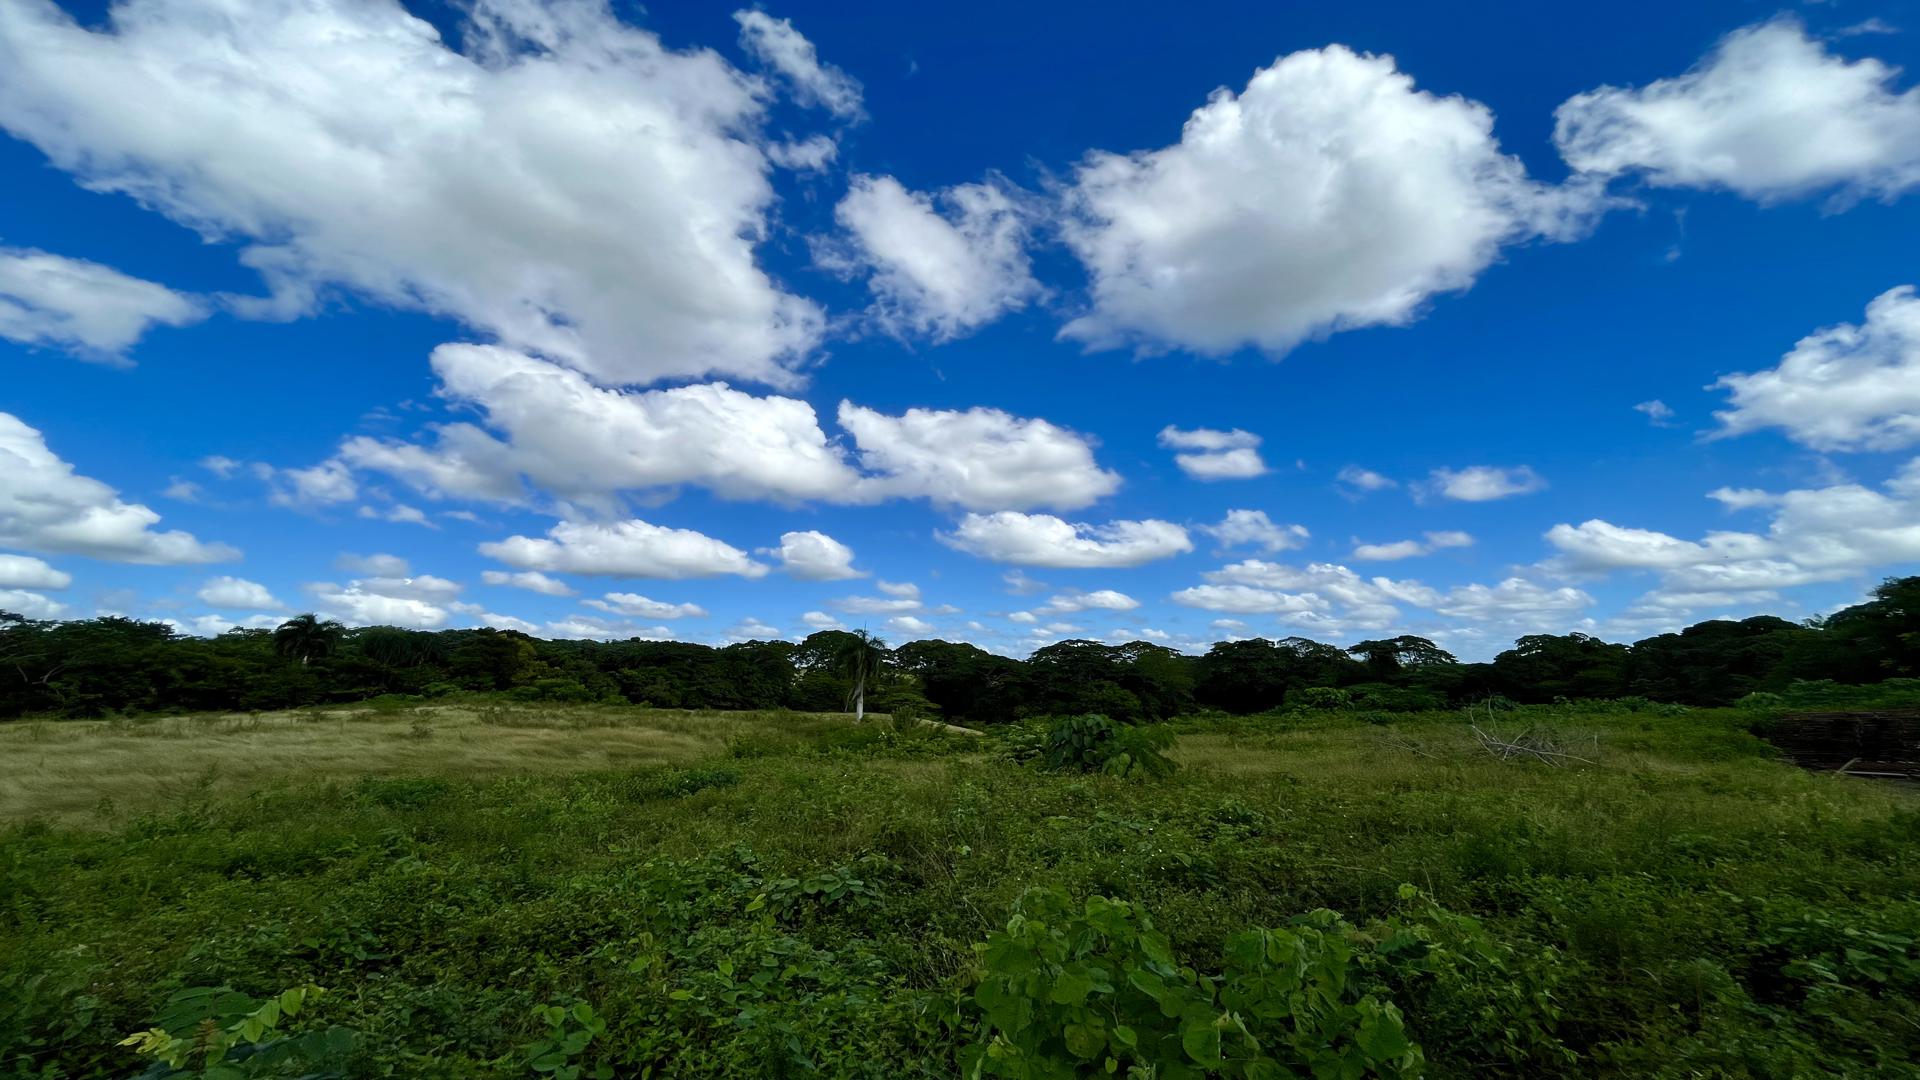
[3,700,1918,1077]
[0,705,873,827]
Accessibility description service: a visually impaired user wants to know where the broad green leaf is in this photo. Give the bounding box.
[1181,1016,1222,1063]
[1050,969,1096,1006]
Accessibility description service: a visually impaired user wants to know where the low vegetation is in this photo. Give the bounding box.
[3,698,1916,1078]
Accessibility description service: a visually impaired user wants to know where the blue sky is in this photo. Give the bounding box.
[4,0,1920,659]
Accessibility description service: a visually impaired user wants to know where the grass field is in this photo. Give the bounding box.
[3,702,1917,1078]
[0,704,867,827]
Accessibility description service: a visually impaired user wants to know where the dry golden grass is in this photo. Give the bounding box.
[0,702,860,826]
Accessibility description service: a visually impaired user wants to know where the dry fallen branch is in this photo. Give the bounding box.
[1471,724,1597,767]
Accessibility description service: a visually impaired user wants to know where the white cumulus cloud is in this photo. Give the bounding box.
[1555,19,1920,204]
[765,529,862,580]
[308,577,452,629]
[1158,426,1268,480]
[332,346,1119,514]
[197,576,283,610]
[839,403,1120,511]
[0,553,70,590]
[0,246,203,360]
[1546,464,1920,593]
[1712,285,1920,451]
[0,0,826,387]
[832,174,1041,340]
[1201,509,1308,553]
[1337,466,1397,494]
[1352,530,1475,561]
[1058,43,1603,357]
[341,345,859,506]
[1425,465,1546,502]
[585,592,707,619]
[941,512,1193,568]
[480,519,767,579]
[732,9,862,119]
[0,588,65,619]
[0,411,236,564]
[481,569,575,596]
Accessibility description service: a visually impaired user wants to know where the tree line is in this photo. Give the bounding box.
[6,575,1920,722]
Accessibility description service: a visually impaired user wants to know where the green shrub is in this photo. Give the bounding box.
[1347,684,1447,712]
[963,888,1423,1078]
[994,718,1052,765]
[1040,715,1177,779]
[510,679,594,703]
[523,1001,612,1080]
[117,985,354,1079]
[1295,687,1352,710]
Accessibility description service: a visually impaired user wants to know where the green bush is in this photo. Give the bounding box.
[964,888,1423,1078]
[1295,687,1352,710]
[523,1000,612,1080]
[1347,684,1447,712]
[510,679,594,703]
[1041,715,1178,779]
[117,985,354,1079]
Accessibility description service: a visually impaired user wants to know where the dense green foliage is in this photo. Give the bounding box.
[1035,715,1179,779]
[115,984,352,1079]
[2,701,1916,1077]
[966,888,1425,1078]
[12,576,1920,722]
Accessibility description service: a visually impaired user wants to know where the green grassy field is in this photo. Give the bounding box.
[2,702,1916,1078]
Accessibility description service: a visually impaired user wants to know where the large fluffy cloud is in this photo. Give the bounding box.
[197,576,283,610]
[1171,557,1590,638]
[941,512,1192,568]
[341,345,859,505]
[0,0,827,386]
[1712,286,1920,451]
[309,584,449,629]
[830,174,1041,340]
[331,346,1118,513]
[1555,19,1920,203]
[1172,560,1433,629]
[0,553,70,590]
[838,404,1120,511]
[1547,464,1920,592]
[0,246,202,360]
[480,519,768,579]
[1200,509,1309,553]
[765,530,862,580]
[0,411,236,564]
[1058,44,1600,356]
[0,588,67,619]
[1027,589,1140,615]
[585,592,707,619]
[302,570,464,629]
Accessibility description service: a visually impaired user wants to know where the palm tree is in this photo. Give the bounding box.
[834,629,888,721]
[273,613,346,666]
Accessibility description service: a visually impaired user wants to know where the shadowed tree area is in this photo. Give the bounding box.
[11,577,1920,720]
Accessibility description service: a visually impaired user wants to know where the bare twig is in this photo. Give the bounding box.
[1472,724,1597,767]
